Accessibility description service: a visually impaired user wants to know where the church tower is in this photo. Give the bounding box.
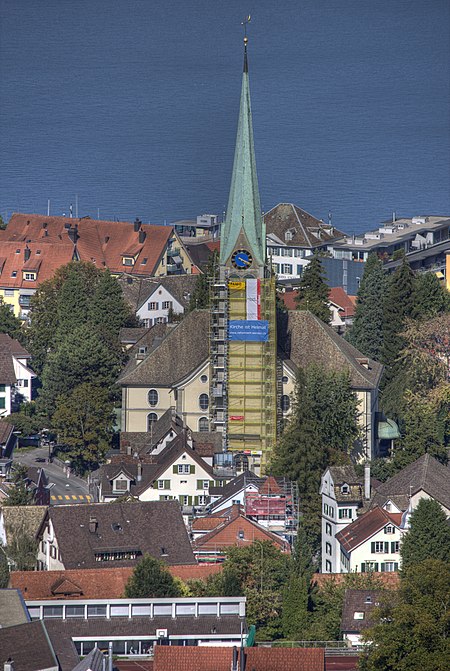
[210,35,277,473]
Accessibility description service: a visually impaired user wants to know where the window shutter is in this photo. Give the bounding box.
[188,496,192,505]
[173,465,177,474]
[394,563,399,571]
[197,480,202,489]
[384,542,389,553]
[361,563,366,573]
[210,480,215,488]
[159,495,164,501]
[374,563,379,571]
[194,496,199,506]
[391,541,396,553]
[380,563,385,572]
[164,480,170,489]
[190,465,195,474]
[371,542,375,553]
[153,481,158,489]
[178,495,184,503]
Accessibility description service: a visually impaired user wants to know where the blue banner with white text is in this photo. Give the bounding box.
[228,320,269,342]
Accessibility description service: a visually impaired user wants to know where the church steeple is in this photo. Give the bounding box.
[220,36,265,267]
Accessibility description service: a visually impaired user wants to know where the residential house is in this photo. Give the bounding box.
[336,506,403,573]
[153,646,325,671]
[0,334,36,415]
[280,286,356,332]
[0,419,18,459]
[173,213,221,240]
[0,214,196,316]
[9,564,224,600]
[320,465,366,573]
[0,620,60,671]
[35,500,196,571]
[341,589,387,647]
[91,438,219,510]
[192,503,291,562]
[119,407,187,457]
[25,594,247,660]
[118,274,198,327]
[330,214,450,263]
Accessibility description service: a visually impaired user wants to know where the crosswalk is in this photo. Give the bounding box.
[51,494,92,503]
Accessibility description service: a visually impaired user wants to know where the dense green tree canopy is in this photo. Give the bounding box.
[400,499,450,572]
[360,559,450,671]
[4,464,34,506]
[124,554,182,598]
[188,250,218,311]
[0,299,25,343]
[295,255,331,324]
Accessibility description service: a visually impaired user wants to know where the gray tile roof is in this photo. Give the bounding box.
[120,408,185,456]
[208,471,262,502]
[370,453,450,512]
[40,500,196,569]
[0,620,59,671]
[0,589,30,628]
[0,351,17,384]
[118,274,197,311]
[71,647,105,671]
[118,310,210,386]
[264,203,345,248]
[279,311,383,390]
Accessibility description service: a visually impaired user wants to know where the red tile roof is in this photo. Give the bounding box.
[328,287,356,317]
[280,290,298,310]
[153,646,325,671]
[9,564,223,599]
[0,213,182,287]
[335,506,402,552]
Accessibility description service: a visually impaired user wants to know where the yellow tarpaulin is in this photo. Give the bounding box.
[228,280,246,290]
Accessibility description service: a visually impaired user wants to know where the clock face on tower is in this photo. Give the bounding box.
[231,249,253,269]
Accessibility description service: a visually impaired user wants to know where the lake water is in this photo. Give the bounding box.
[0,0,449,234]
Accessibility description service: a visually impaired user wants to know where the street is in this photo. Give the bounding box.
[14,446,92,505]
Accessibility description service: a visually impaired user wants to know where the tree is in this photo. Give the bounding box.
[4,464,34,506]
[0,299,25,343]
[3,521,38,570]
[359,559,450,671]
[89,268,137,343]
[52,383,115,473]
[413,272,450,320]
[381,258,416,416]
[281,526,315,640]
[189,250,218,310]
[400,499,450,572]
[295,254,331,323]
[0,545,9,587]
[347,254,387,360]
[124,554,182,598]
[393,394,447,470]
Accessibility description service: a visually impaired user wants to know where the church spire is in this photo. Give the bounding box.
[220,30,265,267]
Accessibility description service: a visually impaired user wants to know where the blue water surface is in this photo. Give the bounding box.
[0,0,449,234]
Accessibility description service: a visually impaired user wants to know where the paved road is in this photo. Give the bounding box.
[14,446,92,505]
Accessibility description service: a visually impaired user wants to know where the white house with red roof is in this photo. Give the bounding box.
[335,506,404,573]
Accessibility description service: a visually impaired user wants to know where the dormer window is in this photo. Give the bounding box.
[113,477,129,493]
[384,525,394,534]
[122,256,134,266]
[285,230,293,241]
[365,596,372,604]
[24,272,36,281]
[341,484,350,494]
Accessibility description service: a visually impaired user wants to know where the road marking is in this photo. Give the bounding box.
[78,495,84,500]
[65,495,70,500]
[58,495,63,500]
[51,496,57,501]
[72,495,78,500]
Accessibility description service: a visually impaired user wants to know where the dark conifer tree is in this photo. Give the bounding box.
[413,272,450,319]
[401,499,450,572]
[124,554,182,598]
[0,299,25,343]
[295,254,331,324]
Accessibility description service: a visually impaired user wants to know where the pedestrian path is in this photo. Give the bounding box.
[51,494,92,503]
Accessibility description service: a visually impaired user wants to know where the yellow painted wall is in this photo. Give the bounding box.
[0,289,23,317]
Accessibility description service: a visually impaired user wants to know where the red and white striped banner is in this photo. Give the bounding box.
[246,279,261,320]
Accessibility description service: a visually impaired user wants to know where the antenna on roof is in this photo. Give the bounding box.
[75,194,79,219]
[69,204,73,218]
[47,199,51,216]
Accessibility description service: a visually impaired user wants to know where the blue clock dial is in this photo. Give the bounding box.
[231,249,253,269]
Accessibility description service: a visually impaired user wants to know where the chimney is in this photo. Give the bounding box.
[4,660,14,671]
[364,463,371,501]
[89,517,98,533]
[137,460,142,482]
[24,246,31,262]
[68,224,79,244]
[138,229,146,244]
[232,647,239,671]
[392,211,396,223]
[133,217,142,232]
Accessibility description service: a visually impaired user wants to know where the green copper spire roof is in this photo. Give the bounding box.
[220,41,265,267]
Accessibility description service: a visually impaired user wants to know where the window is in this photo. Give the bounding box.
[384,525,394,534]
[281,395,290,412]
[339,508,352,519]
[148,302,158,310]
[203,480,210,489]
[0,385,5,392]
[178,464,190,474]
[282,264,293,274]
[371,541,389,554]
[114,479,128,492]
[148,389,158,407]
[158,480,165,489]
[66,605,85,618]
[122,257,134,266]
[354,612,365,620]
[43,606,63,618]
[200,374,208,383]
[198,417,209,432]
[162,301,172,309]
[381,561,398,572]
[326,542,332,556]
[199,393,209,410]
[11,271,17,278]
[391,541,400,554]
[87,605,107,617]
[111,605,129,617]
[24,273,36,281]
[176,604,196,616]
[50,545,57,559]
[341,484,349,494]
[198,603,217,615]
[4,289,14,296]
[326,522,332,535]
[147,413,158,430]
[325,560,332,572]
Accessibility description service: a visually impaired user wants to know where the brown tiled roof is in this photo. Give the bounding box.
[328,287,356,317]
[38,500,195,568]
[0,419,15,445]
[0,240,75,289]
[193,508,290,554]
[119,327,151,345]
[279,311,383,390]
[264,203,345,248]
[0,620,59,671]
[183,240,219,271]
[341,589,389,634]
[370,453,450,512]
[118,310,209,386]
[335,506,402,552]
[10,564,223,600]
[191,431,223,456]
[258,475,282,495]
[191,517,225,531]
[0,351,17,384]
[153,646,325,671]
[3,213,177,278]
[0,334,31,358]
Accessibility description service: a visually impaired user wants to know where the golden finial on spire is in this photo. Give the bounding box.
[241,14,251,44]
